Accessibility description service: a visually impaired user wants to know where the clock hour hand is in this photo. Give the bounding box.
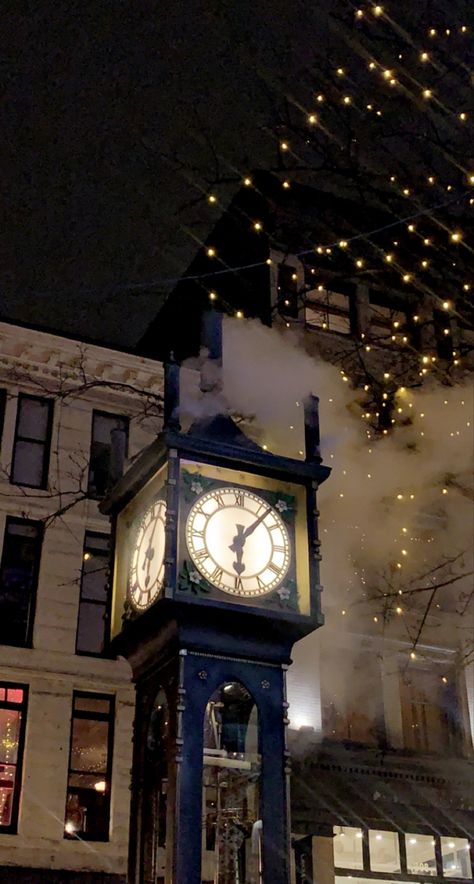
[142,544,155,586]
[229,524,246,575]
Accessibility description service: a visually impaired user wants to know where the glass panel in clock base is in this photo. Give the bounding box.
[202,682,261,884]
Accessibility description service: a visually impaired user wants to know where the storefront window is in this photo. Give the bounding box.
[440,837,472,878]
[405,833,437,876]
[333,826,364,869]
[369,829,401,873]
[0,684,28,831]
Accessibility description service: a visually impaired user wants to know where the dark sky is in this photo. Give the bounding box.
[2,1,471,348]
[2,1,317,347]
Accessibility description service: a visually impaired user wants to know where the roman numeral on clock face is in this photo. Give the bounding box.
[193,548,208,562]
[234,576,244,591]
[234,491,245,506]
[210,566,223,583]
[268,562,281,575]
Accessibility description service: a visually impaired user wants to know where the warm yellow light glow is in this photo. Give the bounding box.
[420,51,429,61]
[410,651,417,659]
[422,88,432,98]
[373,5,383,15]
[207,247,216,257]
[442,300,450,310]
[83,552,91,561]
[451,232,462,242]
[243,177,252,186]
[316,93,325,102]
[355,8,364,17]
[343,95,352,104]
[403,274,411,282]
[459,112,467,121]
[356,259,364,268]
[280,141,289,151]
[209,291,217,301]
[236,310,244,319]
[254,221,262,231]
[208,194,216,204]
[339,240,348,248]
[94,780,107,793]
[308,113,318,124]
[385,253,393,262]
[336,67,345,76]
[382,69,392,80]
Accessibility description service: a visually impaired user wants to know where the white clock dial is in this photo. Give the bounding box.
[186,486,291,597]
[129,499,167,610]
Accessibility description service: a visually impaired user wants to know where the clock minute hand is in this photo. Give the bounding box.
[242,506,273,539]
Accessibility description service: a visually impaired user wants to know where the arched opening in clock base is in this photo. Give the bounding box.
[143,688,169,883]
[201,681,261,884]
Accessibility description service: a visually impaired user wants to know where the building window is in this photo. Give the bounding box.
[88,411,129,498]
[11,395,53,489]
[0,683,28,832]
[64,693,114,841]
[76,533,110,656]
[305,286,352,334]
[405,833,437,875]
[334,827,473,880]
[321,648,384,746]
[400,666,463,755]
[369,291,407,343]
[440,837,472,878]
[333,826,364,869]
[369,829,402,873]
[0,390,6,451]
[277,264,300,319]
[0,518,43,647]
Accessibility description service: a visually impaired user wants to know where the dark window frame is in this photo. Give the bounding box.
[10,393,54,490]
[87,410,129,499]
[0,516,43,648]
[64,691,115,842]
[75,531,110,657]
[305,283,356,336]
[0,681,29,834]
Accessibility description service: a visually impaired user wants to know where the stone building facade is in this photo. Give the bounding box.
[0,320,163,882]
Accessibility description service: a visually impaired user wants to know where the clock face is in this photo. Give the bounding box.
[186,486,291,597]
[129,499,167,610]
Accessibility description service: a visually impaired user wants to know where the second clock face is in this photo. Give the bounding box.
[129,499,167,610]
[186,486,291,597]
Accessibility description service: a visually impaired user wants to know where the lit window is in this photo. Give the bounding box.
[0,683,28,832]
[11,395,53,488]
[76,533,110,656]
[88,411,129,498]
[405,833,437,875]
[64,693,114,841]
[440,836,472,878]
[369,829,401,872]
[333,826,364,869]
[305,287,352,335]
[0,518,43,647]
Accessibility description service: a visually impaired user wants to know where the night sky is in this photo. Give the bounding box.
[2,1,316,346]
[2,1,472,347]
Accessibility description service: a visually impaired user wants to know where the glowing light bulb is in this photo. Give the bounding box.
[451,231,462,242]
[253,221,262,231]
[243,177,252,186]
[422,88,432,99]
[208,194,216,204]
[280,141,289,151]
[207,247,216,257]
[209,291,217,301]
[373,5,383,15]
[420,51,429,61]
[410,652,416,660]
[282,180,290,189]
[83,552,91,561]
[336,67,345,76]
[343,95,352,104]
[308,113,318,124]
[236,310,244,319]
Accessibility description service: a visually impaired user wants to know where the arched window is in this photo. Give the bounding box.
[201,682,262,884]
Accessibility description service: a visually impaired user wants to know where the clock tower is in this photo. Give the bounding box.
[102,315,330,884]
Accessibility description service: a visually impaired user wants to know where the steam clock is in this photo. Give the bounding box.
[102,327,330,884]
